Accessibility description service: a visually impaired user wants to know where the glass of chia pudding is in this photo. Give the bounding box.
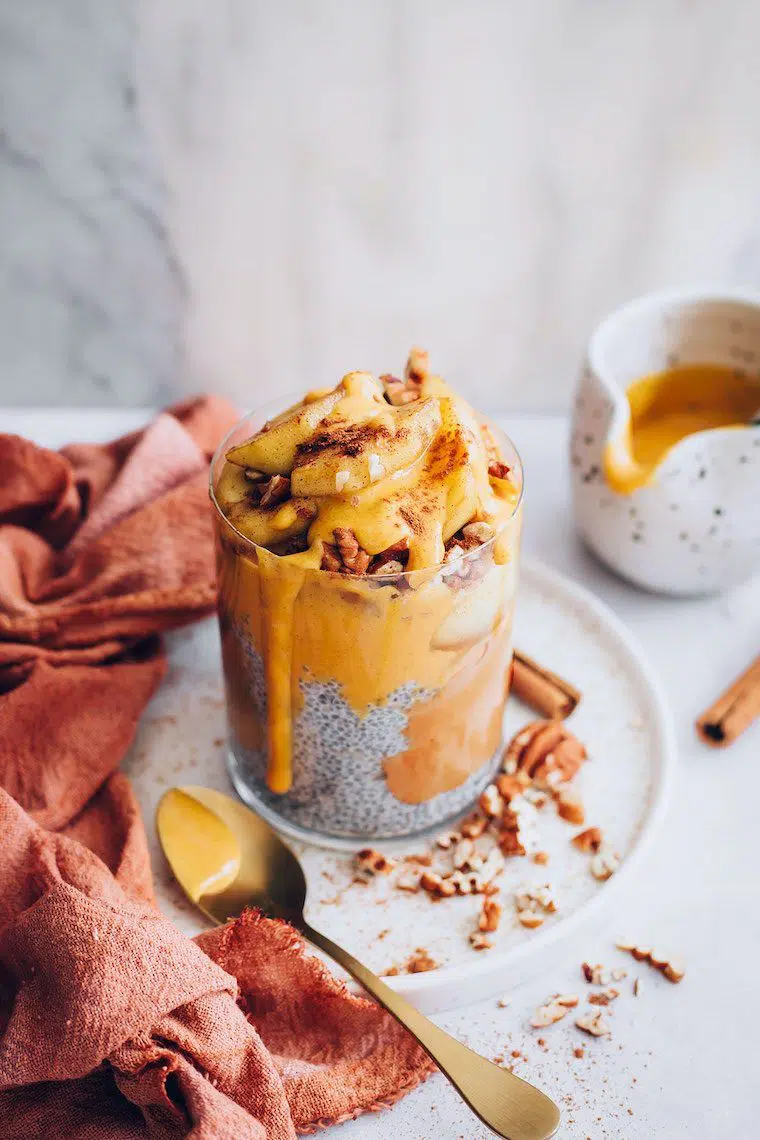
[210,349,523,846]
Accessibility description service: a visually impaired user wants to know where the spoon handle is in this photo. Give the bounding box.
[302,922,560,1140]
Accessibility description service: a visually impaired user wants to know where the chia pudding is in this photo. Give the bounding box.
[211,349,523,844]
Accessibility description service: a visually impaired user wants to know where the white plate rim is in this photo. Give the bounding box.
[375,555,677,1006]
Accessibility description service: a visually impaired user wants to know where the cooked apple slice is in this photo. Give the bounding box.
[225,389,344,474]
[214,462,255,512]
[432,564,505,650]
[225,497,317,546]
[290,397,442,497]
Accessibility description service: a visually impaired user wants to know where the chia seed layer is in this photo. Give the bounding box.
[224,618,500,841]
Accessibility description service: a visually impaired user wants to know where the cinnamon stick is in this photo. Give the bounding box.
[696,654,760,747]
[511,650,581,720]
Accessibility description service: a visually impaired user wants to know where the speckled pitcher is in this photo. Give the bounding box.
[570,289,760,595]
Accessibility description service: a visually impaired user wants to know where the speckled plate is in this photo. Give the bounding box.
[126,558,675,1014]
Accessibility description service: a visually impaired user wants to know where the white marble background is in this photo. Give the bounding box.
[3,0,760,410]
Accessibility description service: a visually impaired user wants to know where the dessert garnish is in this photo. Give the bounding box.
[345,715,631,958]
[355,848,397,877]
[696,652,760,748]
[572,827,603,852]
[502,720,588,788]
[511,650,582,720]
[218,351,517,573]
[615,942,686,983]
[574,1010,611,1038]
[215,348,521,797]
[587,988,620,1006]
[589,845,620,881]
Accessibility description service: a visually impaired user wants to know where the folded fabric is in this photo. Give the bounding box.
[0,403,432,1138]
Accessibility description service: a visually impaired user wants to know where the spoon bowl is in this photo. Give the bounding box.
[158,786,308,924]
[157,785,560,1140]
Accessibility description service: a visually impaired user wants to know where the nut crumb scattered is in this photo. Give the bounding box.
[572,827,603,853]
[531,1000,570,1028]
[582,962,609,985]
[616,942,685,983]
[590,845,620,881]
[395,869,421,893]
[355,848,396,876]
[556,789,585,825]
[478,896,503,933]
[588,987,620,1006]
[575,1010,612,1038]
[515,883,557,930]
[406,948,438,973]
[469,932,494,951]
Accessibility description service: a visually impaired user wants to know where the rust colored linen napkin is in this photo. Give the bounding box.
[0,402,431,1138]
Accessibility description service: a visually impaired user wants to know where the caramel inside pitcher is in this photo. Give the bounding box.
[604,363,760,494]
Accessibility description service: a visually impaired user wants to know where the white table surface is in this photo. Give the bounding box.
[6,408,759,1140]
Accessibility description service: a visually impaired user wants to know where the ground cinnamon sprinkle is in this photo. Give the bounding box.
[296,420,394,460]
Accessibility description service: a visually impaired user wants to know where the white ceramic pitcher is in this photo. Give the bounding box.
[570,289,760,595]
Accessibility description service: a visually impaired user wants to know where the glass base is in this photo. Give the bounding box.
[227,745,501,851]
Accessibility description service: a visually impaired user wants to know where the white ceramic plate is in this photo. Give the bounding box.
[126,558,675,1014]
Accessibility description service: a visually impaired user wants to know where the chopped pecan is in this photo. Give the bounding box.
[452,837,478,870]
[531,1000,568,1028]
[406,948,438,973]
[258,474,291,509]
[435,830,460,850]
[590,845,620,881]
[556,789,585,825]
[502,720,588,788]
[615,942,685,983]
[516,883,557,916]
[474,847,506,889]
[488,460,512,480]
[320,542,343,573]
[333,527,371,574]
[517,910,544,929]
[370,559,404,576]
[498,823,526,858]
[479,897,503,932]
[461,521,495,545]
[443,543,465,564]
[419,870,457,898]
[368,538,410,574]
[480,783,505,819]
[582,962,608,985]
[573,827,603,853]
[496,772,530,802]
[383,380,419,406]
[469,932,494,951]
[497,807,527,857]
[405,346,430,384]
[355,848,396,876]
[588,988,620,1006]
[460,811,488,839]
[575,1010,611,1038]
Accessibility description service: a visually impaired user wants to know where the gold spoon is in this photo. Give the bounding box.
[157,786,560,1140]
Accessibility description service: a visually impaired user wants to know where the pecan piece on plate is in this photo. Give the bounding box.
[502,719,588,788]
